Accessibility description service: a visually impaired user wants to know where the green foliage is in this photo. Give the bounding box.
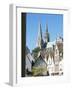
[32,66,47,76]
[32,47,40,53]
[32,47,41,60]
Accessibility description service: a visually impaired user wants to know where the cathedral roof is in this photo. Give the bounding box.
[37,40,63,60]
[46,42,53,49]
[33,55,47,67]
[37,49,54,60]
[46,41,55,49]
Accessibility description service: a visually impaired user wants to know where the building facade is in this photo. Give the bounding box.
[36,22,63,76]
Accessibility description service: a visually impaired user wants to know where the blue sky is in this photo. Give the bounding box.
[26,13,63,52]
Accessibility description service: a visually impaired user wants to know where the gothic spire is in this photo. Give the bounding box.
[44,22,50,43]
[37,21,43,49]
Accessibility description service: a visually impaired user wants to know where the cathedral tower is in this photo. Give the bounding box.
[37,21,43,49]
[44,23,50,43]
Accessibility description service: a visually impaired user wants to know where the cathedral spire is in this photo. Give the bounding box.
[37,21,43,49]
[44,22,50,43]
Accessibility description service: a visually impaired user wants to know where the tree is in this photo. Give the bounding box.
[32,47,40,53]
[32,47,41,60]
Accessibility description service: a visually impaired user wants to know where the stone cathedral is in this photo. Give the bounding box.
[26,21,63,76]
[35,21,63,76]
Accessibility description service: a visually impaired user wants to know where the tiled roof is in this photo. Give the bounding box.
[33,55,47,67]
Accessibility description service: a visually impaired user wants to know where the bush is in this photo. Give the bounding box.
[32,66,47,76]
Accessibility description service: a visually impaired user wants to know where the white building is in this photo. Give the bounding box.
[47,54,54,75]
[59,58,63,75]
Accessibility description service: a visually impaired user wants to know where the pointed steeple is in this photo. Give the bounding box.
[37,21,43,49]
[47,54,52,65]
[44,23,50,43]
[38,21,42,41]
